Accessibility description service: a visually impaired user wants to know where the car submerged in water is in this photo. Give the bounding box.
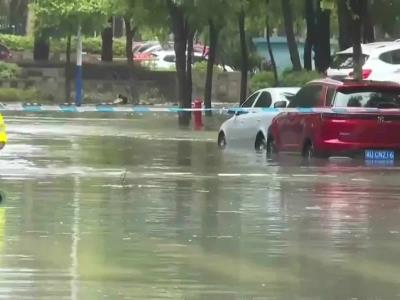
[217,87,300,150]
[267,78,400,162]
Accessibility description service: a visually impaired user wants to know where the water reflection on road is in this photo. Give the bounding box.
[0,114,399,299]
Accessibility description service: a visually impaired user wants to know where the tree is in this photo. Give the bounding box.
[337,0,352,50]
[166,0,195,126]
[304,0,316,71]
[238,6,248,104]
[103,0,144,62]
[101,18,113,62]
[34,0,107,99]
[348,0,364,81]
[266,0,278,85]
[336,0,374,50]
[196,0,227,115]
[281,0,302,71]
[204,19,219,114]
[315,1,331,73]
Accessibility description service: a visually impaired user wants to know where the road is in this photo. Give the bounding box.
[0,113,399,299]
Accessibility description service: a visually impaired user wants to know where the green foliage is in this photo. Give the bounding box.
[0,34,33,51]
[0,88,39,102]
[34,0,107,37]
[0,34,126,57]
[193,61,223,74]
[281,69,320,87]
[250,71,275,91]
[0,62,21,79]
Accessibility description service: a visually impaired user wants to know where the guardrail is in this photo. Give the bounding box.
[0,104,398,114]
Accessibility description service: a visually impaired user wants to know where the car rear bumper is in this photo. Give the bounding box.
[317,139,400,156]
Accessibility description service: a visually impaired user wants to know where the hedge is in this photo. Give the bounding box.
[0,34,126,57]
[250,70,321,91]
[281,70,321,87]
[0,62,21,79]
[0,34,32,51]
[0,88,39,102]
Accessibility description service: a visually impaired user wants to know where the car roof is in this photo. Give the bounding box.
[310,78,400,88]
[256,87,300,93]
[151,50,205,57]
[337,41,400,55]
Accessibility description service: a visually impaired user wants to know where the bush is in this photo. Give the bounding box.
[281,69,321,87]
[193,61,223,74]
[0,34,33,51]
[0,62,21,79]
[0,34,126,57]
[250,71,275,92]
[55,37,126,57]
[0,88,39,102]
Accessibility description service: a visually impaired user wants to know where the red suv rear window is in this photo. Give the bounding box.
[333,87,400,108]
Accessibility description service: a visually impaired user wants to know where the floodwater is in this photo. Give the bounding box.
[0,113,400,299]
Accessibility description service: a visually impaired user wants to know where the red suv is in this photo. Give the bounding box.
[267,79,400,160]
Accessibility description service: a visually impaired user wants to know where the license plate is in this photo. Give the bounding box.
[365,150,395,161]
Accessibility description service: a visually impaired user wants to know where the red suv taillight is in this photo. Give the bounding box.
[348,69,372,79]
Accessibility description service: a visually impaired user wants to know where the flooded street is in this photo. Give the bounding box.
[0,113,400,299]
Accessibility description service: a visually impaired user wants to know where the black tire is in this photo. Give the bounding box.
[302,140,315,159]
[266,136,277,158]
[218,132,227,149]
[255,133,267,151]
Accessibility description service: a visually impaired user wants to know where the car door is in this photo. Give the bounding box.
[238,91,273,143]
[228,92,260,143]
[280,84,323,151]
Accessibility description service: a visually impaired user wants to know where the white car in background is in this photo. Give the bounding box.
[144,50,235,71]
[218,87,300,150]
[327,41,400,82]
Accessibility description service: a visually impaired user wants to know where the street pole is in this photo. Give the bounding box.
[75,24,83,106]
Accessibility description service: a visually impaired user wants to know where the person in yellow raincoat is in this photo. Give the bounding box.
[0,114,7,149]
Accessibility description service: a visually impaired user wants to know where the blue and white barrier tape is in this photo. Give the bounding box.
[0,104,397,114]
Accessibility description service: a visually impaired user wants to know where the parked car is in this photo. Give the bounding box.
[267,78,400,161]
[140,50,234,71]
[133,41,159,54]
[217,87,300,150]
[140,42,174,54]
[0,43,11,60]
[327,41,400,82]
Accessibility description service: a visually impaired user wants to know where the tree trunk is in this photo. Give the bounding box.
[65,34,72,101]
[281,0,302,71]
[101,20,113,62]
[315,7,331,73]
[349,0,363,81]
[124,17,134,63]
[113,17,124,38]
[238,8,248,104]
[362,1,375,43]
[338,0,352,50]
[204,19,218,115]
[304,0,316,71]
[124,17,137,104]
[186,30,194,107]
[167,0,190,126]
[266,0,278,85]
[33,34,49,61]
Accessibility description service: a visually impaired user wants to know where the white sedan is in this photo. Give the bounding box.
[217,87,300,150]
